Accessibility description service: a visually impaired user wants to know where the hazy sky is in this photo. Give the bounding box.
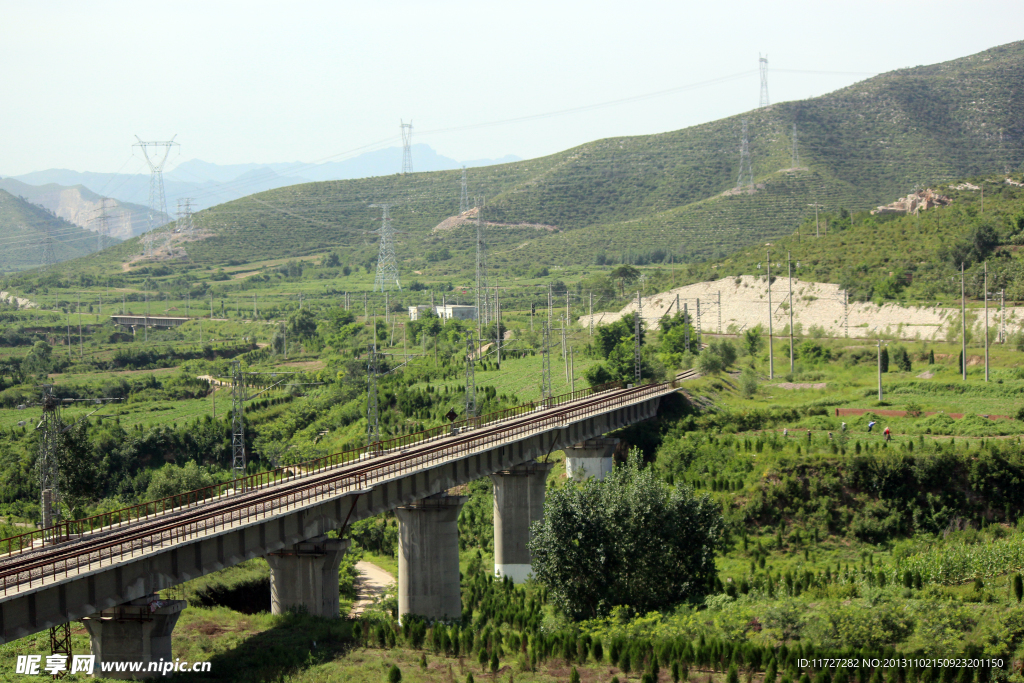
[2,1,1021,178]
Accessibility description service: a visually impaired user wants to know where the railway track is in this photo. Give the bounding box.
[0,373,690,594]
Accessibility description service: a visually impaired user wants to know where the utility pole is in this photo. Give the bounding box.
[767,251,774,379]
[737,119,753,193]
[563,316,569,381]
[717,290,722,334]
[475,202,489,330]
[634,291,642,384]
[400,120,413,174]
[541,321,552,404]
[1001,289,1006,343]
[759,54,769,108]
[145,290,149,343]
[791,122,798,169]
[366,344,380,448]
[372,204,401,292]
[133,135,178,232]
[78,292,83,359]
[464,333,477,419]
[253,293,257,319]
[844,290,849,338]
[683,302,690,352]
[877,340,884,401]
[459,167,469,214]
[788,253,794,374]
[696,298,701,347]
[984,262,989,382]
[547,285,552,325]
[961,262,967,381]
[570,347,575,393]
[496,286,501,367]
[231,360,246,487]
[808,203,823,238]
[589,292,593,336]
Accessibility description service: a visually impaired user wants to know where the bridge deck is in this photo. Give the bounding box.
[0,376,685,607]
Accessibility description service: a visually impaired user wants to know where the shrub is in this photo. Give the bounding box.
[388,665,402,683]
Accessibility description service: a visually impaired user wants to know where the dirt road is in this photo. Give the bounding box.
[348,561,395,617]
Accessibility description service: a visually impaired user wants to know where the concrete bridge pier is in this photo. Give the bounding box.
[490,460,553,582]
[266,536,349,618]
[396,494,467,621]
[566,438,619,481]
[81,595,187,680]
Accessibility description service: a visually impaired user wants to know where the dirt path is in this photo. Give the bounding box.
[348,561,395,617]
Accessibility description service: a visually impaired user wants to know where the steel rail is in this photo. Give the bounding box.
[0,376,684,596]
[0,381,643,572]
[1,378,632,556]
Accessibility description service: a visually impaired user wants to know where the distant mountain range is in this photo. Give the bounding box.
[0,178,156,239]
[0,190,117,272]
[4,145,520,217]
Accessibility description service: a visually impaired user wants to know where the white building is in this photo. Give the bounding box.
[435,305,477,321]
[408,305,432,321]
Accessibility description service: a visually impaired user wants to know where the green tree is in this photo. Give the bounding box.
[743,324,765,356]
[595,313,645,359]
[610,265,641,295]
[145,461,216,501]
[739,367,758,398]
[288,308,318,339]
[570,667,581,683]
[387,664,402,683]
[1014,573,1023,603]
[529,449,724,619]
[489,652,499,674]
[696,348,723,375]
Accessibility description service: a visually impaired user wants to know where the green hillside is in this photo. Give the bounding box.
[0,190,112,272]
[14,40,1024,285]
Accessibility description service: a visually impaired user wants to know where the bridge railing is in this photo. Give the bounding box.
[0,377,627,557]
[0,378,674,597]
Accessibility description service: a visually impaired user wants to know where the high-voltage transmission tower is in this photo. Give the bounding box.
[464,333,477,419]
[475,206,490,327]
[176,198,195,237]
[634,292,642,384]
[133,135,178,231]
[371,203,401,291]
[230,360,247,485]
[459,167,469,213]
[92,198,115,252]
[37,388,64,532]
[541,321,552,403]
[791,123,799,169]
[758,54,770,108]
[400,120,413,174]
[41,223,57,270]
[737,119,754,193]
[366,344,380,447]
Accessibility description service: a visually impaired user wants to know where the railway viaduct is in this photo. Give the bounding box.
[0,377,684,676]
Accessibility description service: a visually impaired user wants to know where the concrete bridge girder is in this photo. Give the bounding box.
[0,395,662,644]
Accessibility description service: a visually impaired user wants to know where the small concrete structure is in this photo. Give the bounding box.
[81,595,186,680]
[566,438,619,481]
[490,460,553,582]
[435,305,477,321]
[109,315,188,329]
[396,494,467,621]
[408,305,432,321]
[266,536,349,618]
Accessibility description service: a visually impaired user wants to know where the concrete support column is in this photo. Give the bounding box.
[489,460,553,582]
[566,438,619,481]
[81,595,186,680]
[266,536,349,618]
[396,494,467,621]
